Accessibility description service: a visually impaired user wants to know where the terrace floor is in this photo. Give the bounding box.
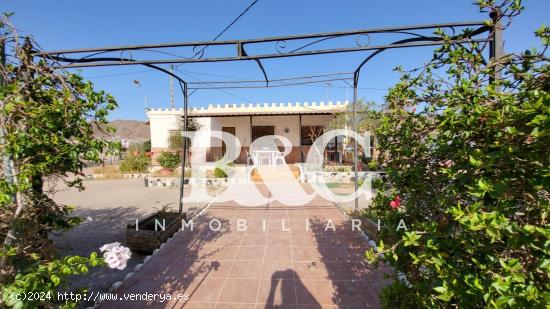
[99,183,390,308]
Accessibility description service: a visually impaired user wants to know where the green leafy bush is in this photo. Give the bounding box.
[213,167,228,178]
[143,139,151,152]
[364,2,549,308]
[168,118,200,151]
[324,165,352,172]
[212,160,234,178]
[157,151,180,169]
[0,15,116,308]
[1,253,104,308]
[119,154,150,173]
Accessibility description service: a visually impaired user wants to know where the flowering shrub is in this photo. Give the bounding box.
[389,195,401,210]
[364,1,549,307]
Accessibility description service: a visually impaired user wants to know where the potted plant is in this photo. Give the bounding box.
[157,151,180,176]
[127,206,186,253]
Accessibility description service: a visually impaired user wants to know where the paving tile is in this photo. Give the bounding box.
[184,302,216,309]
[290,236,318,247]
[241,235,267,247]
[257,304,297,309]
[292,246,323,262]
[217,279,260,303]
[331,280,380,308]
[294,280,335,306]
[199,260,234,279]
[323,261,372,281]
[245,226,269,234]
[229,260,263,279]
[264,245,292,260]
[256,279,297,306]
[99,184,388,309]
[261,260,295,280]
[186,278,226,303]
[215,303,256,309]
[268,228,292,237]
[235,246,265,261]
[293,261,329,280]
[317,247,350,262]
[268,210,289,219]
[205,246,240,260]
[266,235,292,247]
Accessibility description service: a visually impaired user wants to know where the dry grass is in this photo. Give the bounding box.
[92,164,119,174]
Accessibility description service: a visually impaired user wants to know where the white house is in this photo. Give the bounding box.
[147,101,350,164]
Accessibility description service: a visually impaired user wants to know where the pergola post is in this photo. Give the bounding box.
[178,82,188,213]
[489,9,503,85]
[249,115,253,154]
[0,38,12,187]
[352,72,359,210]
[299,114,303,163]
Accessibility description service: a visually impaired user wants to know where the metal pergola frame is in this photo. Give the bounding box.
[34,15,502,212]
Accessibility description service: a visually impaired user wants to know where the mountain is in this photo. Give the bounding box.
[93,120,150,143]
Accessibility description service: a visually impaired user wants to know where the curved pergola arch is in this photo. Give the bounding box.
[33,17,502,211]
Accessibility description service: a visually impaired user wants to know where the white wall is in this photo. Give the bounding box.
[251,115,300,146]
[149,113,337,149]
[149,114,179,149]
[301,114,334,126]
[193,117,212,148]
[210,116,251,147]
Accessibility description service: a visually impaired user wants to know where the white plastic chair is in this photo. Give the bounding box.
[274,152,286,165]
[246,151,257,166]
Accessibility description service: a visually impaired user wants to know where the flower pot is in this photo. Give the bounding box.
[160,168,173,176]
[127,211,186,254]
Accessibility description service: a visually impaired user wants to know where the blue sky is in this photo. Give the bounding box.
[2,0,548,120]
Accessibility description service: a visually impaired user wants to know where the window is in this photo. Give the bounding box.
[301,126,324,145]
[251,126,274,141]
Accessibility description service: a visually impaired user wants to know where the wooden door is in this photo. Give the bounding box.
[222,127,236,156]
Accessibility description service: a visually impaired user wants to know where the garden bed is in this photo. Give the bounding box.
[126,211,186,253]
[303,170,386,183]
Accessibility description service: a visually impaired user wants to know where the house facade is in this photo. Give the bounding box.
[147,101,349,164]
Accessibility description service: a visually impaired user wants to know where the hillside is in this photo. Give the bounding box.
[93,119,150,143]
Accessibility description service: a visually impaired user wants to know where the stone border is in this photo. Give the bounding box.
[330,199,379,251]
[303,171,386,184]
[87,173,148,180]
[331,192,410,289]
[144,176,249,187]
[90,186,227,308]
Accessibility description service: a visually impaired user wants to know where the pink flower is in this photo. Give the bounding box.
[104,252,121,269]
[100,242,131,270]
[390,195,401,209]
[439,159,453,168]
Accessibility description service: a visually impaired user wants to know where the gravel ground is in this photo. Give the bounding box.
[47,178,223,306]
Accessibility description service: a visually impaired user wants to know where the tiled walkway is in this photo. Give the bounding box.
[100,183,389,308]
